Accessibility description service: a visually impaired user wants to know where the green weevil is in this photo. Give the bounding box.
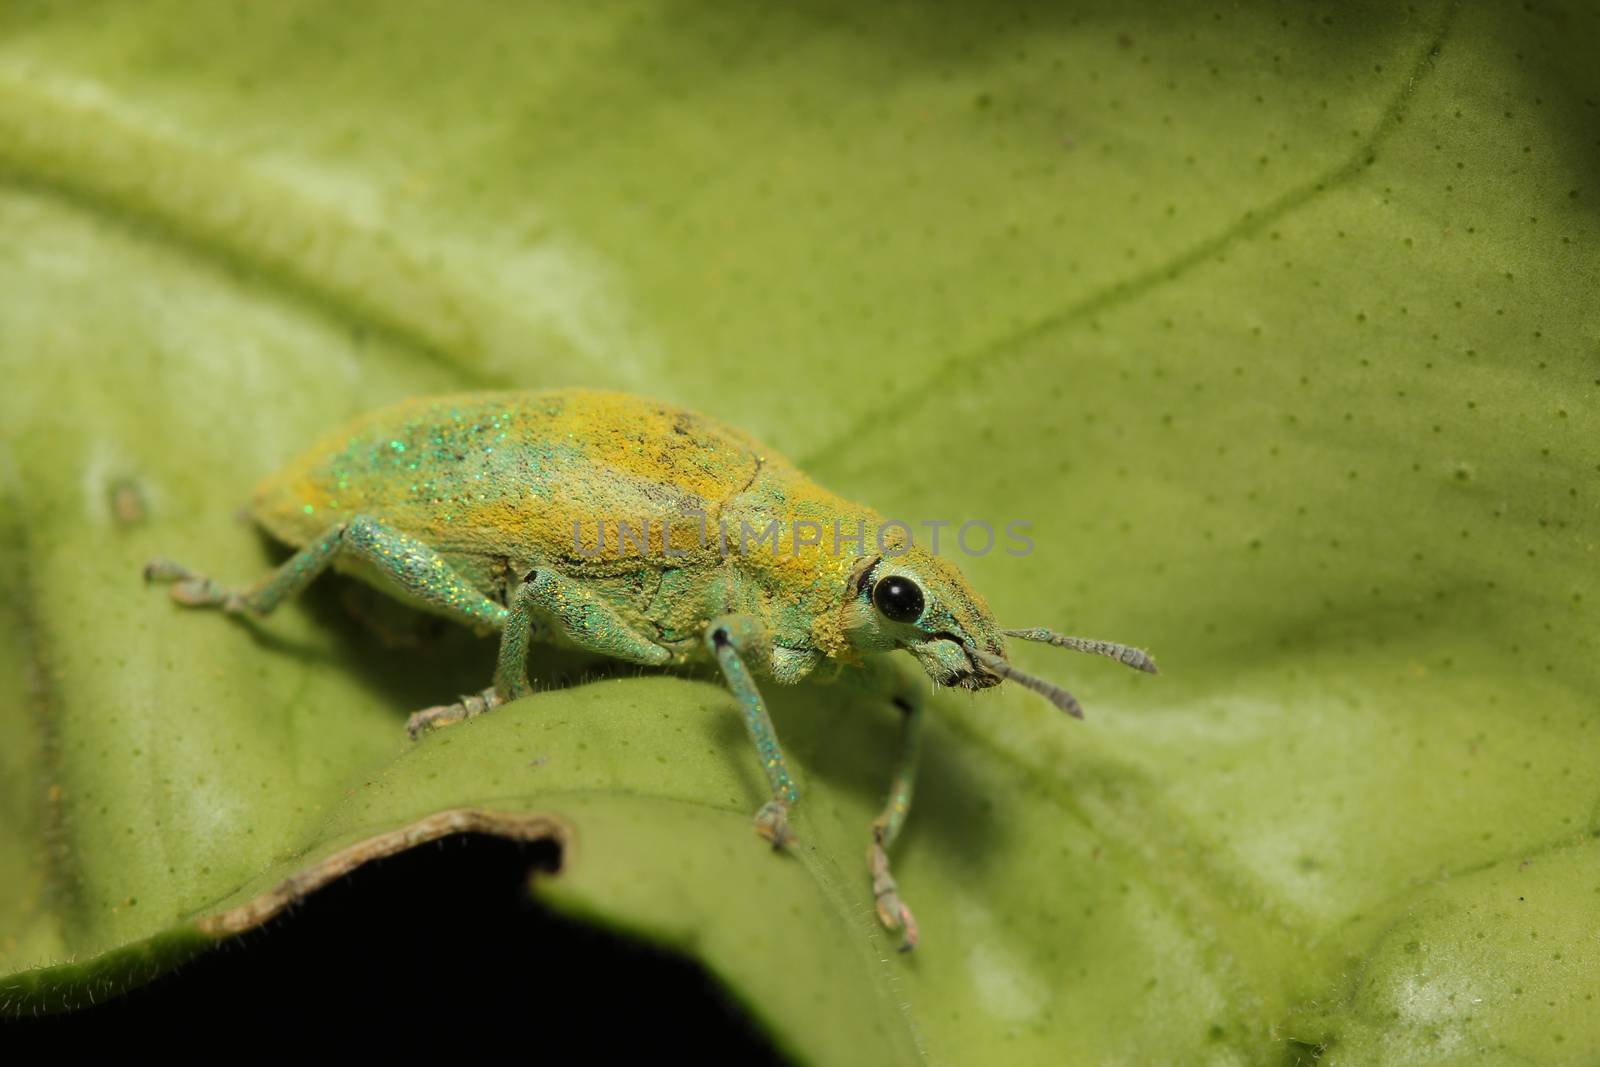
[145,388,1156,950]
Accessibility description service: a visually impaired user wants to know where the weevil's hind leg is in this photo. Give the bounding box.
[145,516,507,629]
[705,615,799,849]
[870,696,924,952]
[408,567,670,739]
[145,523,348,615]
[148,516,513,735]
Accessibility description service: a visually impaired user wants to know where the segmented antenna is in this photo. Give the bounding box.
[966,647,1086,719]
[1002,628,1159,675]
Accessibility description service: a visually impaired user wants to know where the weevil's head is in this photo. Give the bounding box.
[835,547,1159,717]
[840,547,1005,692]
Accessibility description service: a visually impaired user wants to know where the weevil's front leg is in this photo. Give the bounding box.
[408,567,670,738]
[705,614,799,849]
[870,694,924,952]
[841,656,927,949]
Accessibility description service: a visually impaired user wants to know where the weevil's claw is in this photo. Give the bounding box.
[170,578,240,610]
[869,838,920,952]
[753,800,795,850]
[879,895,920,953]
[405,707,445,740]
[144,559,248,612]
[407,686,501,739]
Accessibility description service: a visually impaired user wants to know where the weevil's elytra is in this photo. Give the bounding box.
[145,388,1156,951]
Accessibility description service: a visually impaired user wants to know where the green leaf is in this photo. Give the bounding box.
[3,2,1597,1062]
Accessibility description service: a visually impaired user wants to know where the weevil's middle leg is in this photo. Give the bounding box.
[706,614,799,849]
[405,685,502,740]
[493,568,670,699]
[408,567,670,738]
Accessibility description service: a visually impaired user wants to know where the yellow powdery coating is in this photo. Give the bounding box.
[557,389,765,503]
[249,389,766,573]
[728,457,885,589]
[244,388,1000,659]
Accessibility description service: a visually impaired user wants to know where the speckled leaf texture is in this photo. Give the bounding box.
[1,2,1596,1063]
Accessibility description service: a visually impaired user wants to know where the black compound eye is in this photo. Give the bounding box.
[872,575,925,623]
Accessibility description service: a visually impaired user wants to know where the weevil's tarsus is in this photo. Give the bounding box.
[407,686,501,739]
[753,799,793,850]
[966,645,1086,718]
[869,694,924,951]
[1003,627,1159,675]
[870,840,921,953]
[144,557,247,612]
[706,615,799,849]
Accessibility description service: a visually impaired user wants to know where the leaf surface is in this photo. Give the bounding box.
[2,3,1597,1063]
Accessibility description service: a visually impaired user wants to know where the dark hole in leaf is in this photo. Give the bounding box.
[1,834,788,1063]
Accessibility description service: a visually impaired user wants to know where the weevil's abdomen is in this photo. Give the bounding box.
[250,390,765,588]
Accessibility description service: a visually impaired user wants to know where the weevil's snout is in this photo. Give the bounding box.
[938,620,1006,691]
[909,636,1002,691]
[955,663,1003,692]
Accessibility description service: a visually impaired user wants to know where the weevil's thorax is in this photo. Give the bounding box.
[719,456,882,655]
